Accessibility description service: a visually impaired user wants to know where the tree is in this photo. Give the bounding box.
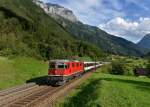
[110,60,125,75]
[147,59,150,75]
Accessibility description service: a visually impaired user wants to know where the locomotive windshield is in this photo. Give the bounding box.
[57,64,65,68]
[49,63,56,69]
[49,62,66,69]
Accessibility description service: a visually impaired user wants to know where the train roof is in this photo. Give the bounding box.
[49,60,80,63]
[84,62,98,64]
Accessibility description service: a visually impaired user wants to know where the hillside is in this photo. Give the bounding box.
[39,2,143,57]
[145,52,150,58]
[63,21,143,56]
[0,57,47,90]
[138,34,150,50]
[0,0,103,59]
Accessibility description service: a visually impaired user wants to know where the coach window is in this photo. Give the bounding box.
[72,63,74,68]
[65,65,67,69]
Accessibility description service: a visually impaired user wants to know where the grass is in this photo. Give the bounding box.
[78,56,93,61]
[0,57,48,90]
[56,66,150,107]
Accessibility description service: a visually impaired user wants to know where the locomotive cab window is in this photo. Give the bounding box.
[49,63,56,69]
[57,65,64,69]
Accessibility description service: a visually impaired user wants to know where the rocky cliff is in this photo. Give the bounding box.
[33,0,78,22]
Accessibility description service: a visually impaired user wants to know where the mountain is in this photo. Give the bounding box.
[46,3,78,23]
[138,34,150,50]
[145,52,150,57]
[0,0,103,59]
[62,21,143,56]
[35,1,143,56]
[33,0,78,23]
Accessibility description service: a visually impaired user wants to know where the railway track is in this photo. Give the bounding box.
[0,72,92,107]
[4,86,53,107]
[0,83,36,97]
[36,72,92,107]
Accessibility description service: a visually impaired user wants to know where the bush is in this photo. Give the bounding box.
[110,61,125,75]
[100,64,112,74]
[147,59,150,75]
[123,64,135,76]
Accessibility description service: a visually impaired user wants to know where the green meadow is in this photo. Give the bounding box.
[0,57,47,90]
[56,66,150,107]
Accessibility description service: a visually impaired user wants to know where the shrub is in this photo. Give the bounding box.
[100,64,112,74]
[110,61,125,75]
[123,64,135,76]
[147,59,150,76]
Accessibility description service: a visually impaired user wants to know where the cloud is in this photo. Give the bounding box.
[99,17,150,43]
[126,0,149,11]
[40,0,125,25]
[63,0,125,24]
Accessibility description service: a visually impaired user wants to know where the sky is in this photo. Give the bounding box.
[41,0,150,43]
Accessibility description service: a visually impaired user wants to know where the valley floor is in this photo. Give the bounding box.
[55,67,150,107]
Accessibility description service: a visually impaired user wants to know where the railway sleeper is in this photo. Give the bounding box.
[14,102,28,105]
[0,83,36,96]
[20,100,31,103]
[8,104,22,107]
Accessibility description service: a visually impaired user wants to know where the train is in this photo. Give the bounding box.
[47,60,103,85]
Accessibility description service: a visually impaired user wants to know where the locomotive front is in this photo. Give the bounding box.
[48,60,68,84]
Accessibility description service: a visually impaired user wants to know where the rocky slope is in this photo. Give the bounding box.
[33,0,78,22]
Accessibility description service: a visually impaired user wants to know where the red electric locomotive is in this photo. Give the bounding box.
[48,60,84,85]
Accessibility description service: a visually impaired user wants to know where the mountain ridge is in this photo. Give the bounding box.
[138,34,150,49]
[35,1,144,56]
